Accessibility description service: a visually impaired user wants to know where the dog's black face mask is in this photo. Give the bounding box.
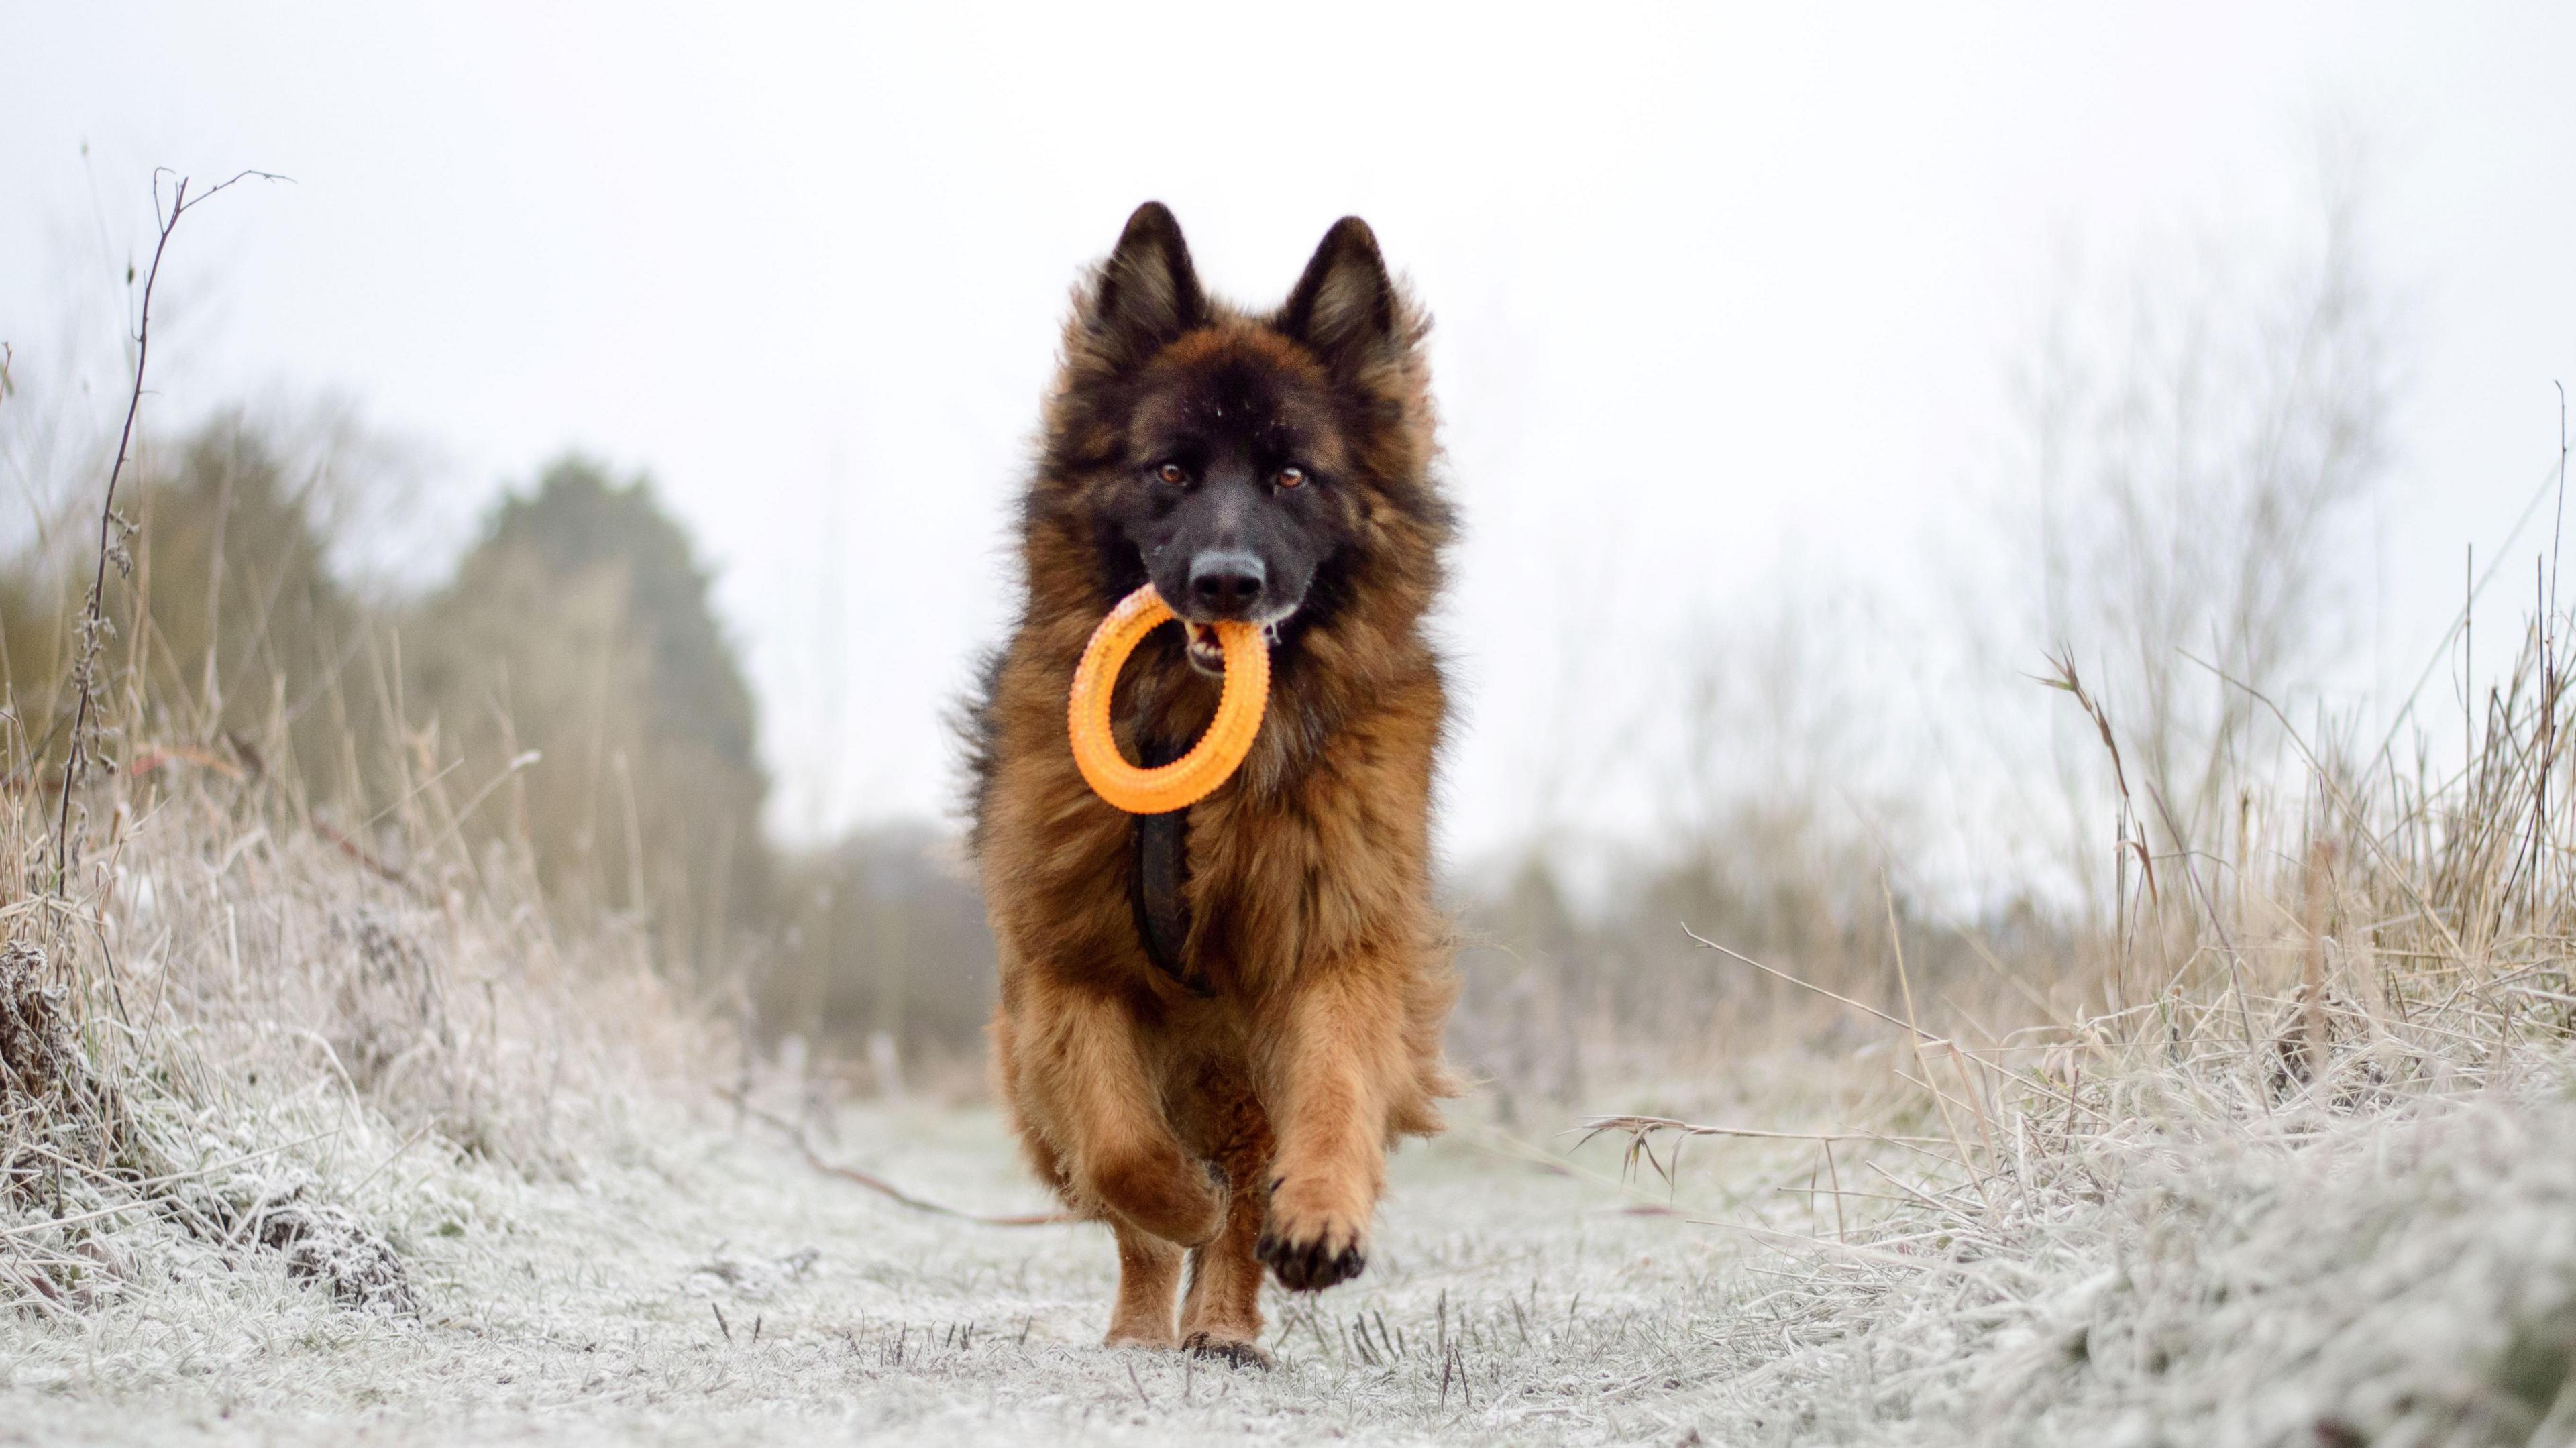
[1073,204,1405,675]
[1120,354,1338,671]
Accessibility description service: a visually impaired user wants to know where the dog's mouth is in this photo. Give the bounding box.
[1183,622,1226,677]
[1180,618,1292,677]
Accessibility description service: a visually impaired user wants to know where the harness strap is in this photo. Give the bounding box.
[1128,736,1212,997]
[1131,810,1205,993]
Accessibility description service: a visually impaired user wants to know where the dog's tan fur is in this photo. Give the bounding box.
[965,205,1460,1363]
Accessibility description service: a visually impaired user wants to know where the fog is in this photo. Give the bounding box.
[7,2,2574,876]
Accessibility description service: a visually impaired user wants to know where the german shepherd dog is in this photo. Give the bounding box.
[963,203,1460,1366]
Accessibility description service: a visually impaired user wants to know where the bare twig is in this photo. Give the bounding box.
[720,1088,1073,1227]
[52,167,286,893]
[1682,924,1938,1043]
[1580,1115,1945,1150]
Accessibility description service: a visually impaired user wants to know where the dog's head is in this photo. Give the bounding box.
[1041,203,1444,676]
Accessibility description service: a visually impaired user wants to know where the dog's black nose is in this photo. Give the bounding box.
[1188,551,1266,618]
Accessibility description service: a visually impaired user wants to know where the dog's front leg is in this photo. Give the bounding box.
[1018,978,1224,1248]
[1254,962,1404,1292]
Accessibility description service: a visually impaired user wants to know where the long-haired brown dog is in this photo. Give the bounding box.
[963,202,1460,1366]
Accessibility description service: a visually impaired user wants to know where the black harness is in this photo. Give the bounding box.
[1126,736,1213,997]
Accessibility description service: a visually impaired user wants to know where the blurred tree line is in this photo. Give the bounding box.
[0,413,994,1082]
[5,150,2385,1111]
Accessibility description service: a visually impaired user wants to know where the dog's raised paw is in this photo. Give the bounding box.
[1182,1331,1273,1369]
[1256,1211,1368,1292]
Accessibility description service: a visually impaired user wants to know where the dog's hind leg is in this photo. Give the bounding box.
[1178,1102,1275,1368]
[1104,1220,1183,1348]
[1016,978,1224,1247]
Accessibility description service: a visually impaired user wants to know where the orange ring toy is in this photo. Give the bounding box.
[1068,583,1269,814]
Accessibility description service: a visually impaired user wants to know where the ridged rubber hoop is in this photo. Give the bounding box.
[1068,584,1270,815]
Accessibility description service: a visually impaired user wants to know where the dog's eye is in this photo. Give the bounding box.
[1275,467,1306,490]
[1157,463,1188,486]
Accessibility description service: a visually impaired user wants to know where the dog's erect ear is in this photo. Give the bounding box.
[1088,201,1205,361]
[1279,216,1399,374]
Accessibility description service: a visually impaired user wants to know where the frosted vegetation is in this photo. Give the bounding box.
[4,791,2571,1445]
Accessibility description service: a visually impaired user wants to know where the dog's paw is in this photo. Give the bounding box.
[1103,1328,1179,1350]
[1256,1184,1369,1292]
[1182,1331,1273,1369]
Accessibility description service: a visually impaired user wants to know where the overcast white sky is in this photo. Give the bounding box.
[5,4,2574,871]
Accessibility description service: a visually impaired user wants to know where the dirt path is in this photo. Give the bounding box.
[1,1105,1756,1447]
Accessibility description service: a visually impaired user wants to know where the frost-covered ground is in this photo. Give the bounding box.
[9,1075,2576,1448]
[0,1102,1768,1447]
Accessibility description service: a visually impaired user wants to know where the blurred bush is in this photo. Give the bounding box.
[1452,178,2390,1111]
[5,414,997,1080]
[757,821,997,1089]
[2,413,394,810]
[401,457,770,963]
